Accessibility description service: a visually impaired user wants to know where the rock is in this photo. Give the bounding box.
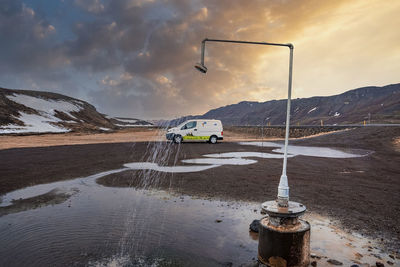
[310,253,321,259]
[355,252,363,259]
[388,255,394,260]
[386,261,393,266]
[327,259,343,265]
[249,219,260,233]
[375,262,384,267]
[311,261,317,266]
[372,254,382,260]
[215,219,222,223]
[350,265,359,267]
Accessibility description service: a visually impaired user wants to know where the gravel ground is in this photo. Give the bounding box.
[0,126,399,250]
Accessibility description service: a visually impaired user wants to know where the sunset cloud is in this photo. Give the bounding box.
[0,0,399,119]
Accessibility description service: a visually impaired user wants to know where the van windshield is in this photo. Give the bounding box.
[181,121,197,130]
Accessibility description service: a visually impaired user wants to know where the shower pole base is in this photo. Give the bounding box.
[258,200,310,267]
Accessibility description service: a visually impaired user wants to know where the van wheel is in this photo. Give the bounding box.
[209,135,217,144]
[174,134,183,144]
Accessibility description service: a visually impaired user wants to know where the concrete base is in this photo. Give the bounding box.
[258,217,310,267]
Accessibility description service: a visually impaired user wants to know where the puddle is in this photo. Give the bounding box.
[123,162,221,173]
[0,168,129,207]
[0,175,396,266]
[304,213,397,265]
[239,141,370,158]
[0,142,371,208]
[0,183,260,266]
[204,152,294,159]
[0,143,384,266]
[181,158,257,165]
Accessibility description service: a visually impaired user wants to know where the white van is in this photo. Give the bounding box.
[166,119,223,144]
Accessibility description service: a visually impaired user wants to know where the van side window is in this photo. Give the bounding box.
[181,121,197,130]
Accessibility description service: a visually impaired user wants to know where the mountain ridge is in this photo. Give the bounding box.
[167,83,400,126]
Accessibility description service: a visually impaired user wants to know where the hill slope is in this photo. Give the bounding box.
[0,88,152,134]
[169,83,400,126]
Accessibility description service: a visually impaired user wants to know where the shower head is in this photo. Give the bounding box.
[194,63,207,73]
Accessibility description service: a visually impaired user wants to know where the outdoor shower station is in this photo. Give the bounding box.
[195,39,310,266]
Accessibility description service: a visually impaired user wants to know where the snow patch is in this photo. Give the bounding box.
[0,112,69,134]
[115,124,152,127]
[7,94,83,119]
[1,93,85,134]
[333,112,340,117]
[115,118,139,123]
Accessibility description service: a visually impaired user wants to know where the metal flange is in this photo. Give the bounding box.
[261,200,306,218]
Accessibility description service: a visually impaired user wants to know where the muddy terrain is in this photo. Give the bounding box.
[0,126,399,251]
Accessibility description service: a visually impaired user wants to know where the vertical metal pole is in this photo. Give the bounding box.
[277,45,294,207]
[261,118,264,146]
[201,40,206,66]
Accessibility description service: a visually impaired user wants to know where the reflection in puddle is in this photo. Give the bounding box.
[181,158,257,165]
[0,184,260,266]
[124,162,221,173]
[204,151,294,159]
[0,142,371,208]
[0,142,383,266]
[304,213,396,266]
[239,141,370,158]
[0,180,396,266]
[0,168,128,207]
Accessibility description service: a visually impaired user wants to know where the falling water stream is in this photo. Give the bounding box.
[0,136,395,266]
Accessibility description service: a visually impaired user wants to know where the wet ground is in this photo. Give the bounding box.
[0,174,397,266]
[0,126,399,265]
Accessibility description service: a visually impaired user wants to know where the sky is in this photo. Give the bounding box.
[0,0,399,120]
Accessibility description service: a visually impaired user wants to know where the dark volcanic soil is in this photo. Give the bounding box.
[0,126,399,249]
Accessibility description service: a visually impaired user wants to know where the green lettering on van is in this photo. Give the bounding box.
[183,136,210,140]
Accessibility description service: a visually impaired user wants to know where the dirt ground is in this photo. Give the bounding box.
[0,126,348,150]
[0,126,399,250]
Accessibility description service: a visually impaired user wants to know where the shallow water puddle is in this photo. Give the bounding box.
[204,151,294,159]
[239,141,370,158]
[0,180,396,266]
[181,158,257,165]
[303,213,397,265]
[0,143,369,207]
[124,162,221,173]
[0,143,381,266]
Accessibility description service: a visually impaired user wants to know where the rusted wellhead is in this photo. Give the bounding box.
[258,201,310,266]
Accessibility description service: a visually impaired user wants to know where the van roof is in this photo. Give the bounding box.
[189,119,221,122]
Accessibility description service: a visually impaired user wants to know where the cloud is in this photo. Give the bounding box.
[74,0,105,14]
[0,0,399,119]
[0,0,66,74]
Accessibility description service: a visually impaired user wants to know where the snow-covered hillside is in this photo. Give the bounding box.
[1,94,84,133]
[0,88,154,134]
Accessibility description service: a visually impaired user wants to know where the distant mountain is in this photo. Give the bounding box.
[108,116,153,127]
[0,88,152,134]
[167,84,400,126]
